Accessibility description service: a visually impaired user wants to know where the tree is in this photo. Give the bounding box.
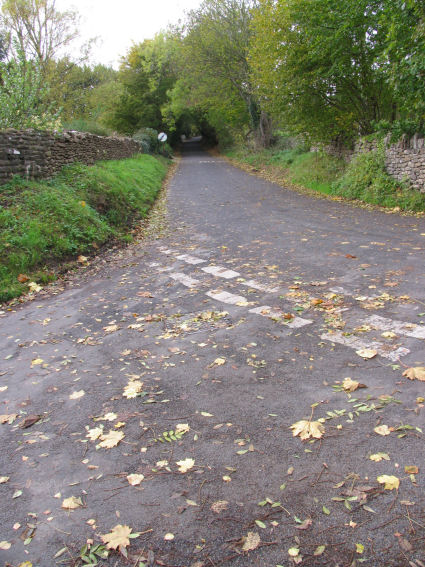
[0,41,60,128]
[1,0,81,68]
[250,0,395,145]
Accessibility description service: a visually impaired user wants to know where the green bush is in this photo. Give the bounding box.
[132,127,159,154]
[0,154,168,302]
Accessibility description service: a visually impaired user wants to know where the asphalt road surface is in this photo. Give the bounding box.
[1,141,425,567]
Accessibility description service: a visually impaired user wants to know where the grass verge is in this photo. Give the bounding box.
[0,154,169,303]
[223,146,425,213]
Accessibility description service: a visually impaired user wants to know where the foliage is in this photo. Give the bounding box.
[0,154,168,302]
[133,127,160,154]
[250,0,395,144]
[1,0,82,67]
[62,118,112,137]
[0,42,61,129]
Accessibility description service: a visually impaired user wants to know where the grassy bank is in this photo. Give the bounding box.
[223,146,425,212]
[0,154,169,303]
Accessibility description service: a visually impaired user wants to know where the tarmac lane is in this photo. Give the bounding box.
[0,140,425,566]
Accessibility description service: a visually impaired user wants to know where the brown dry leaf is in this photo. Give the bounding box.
[61,496,83,509]
[127,474,144,486]
[405,466,419,474]
[296,518,313,530]
[290,420,324,440]
[210,357,226,367]
[241,531,261,552]
[98,430,124,449]
[402,367,425,382]
[210,500,229,514]
[137,291,152,297]
[101,524,134,550]
[377,475,400,490]
[18,274,30,283]
[342,378,360,392]
[356,348,377,359]
[19,415,41,429]
[0,414,18,424]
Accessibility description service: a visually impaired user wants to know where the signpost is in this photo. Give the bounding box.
[158,132,167,143]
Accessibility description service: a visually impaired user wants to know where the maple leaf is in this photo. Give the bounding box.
[342,377,360,392]
[374,425,391,436]
[176,458,195,473]
[241,532,261,552]
[377,475,400,490]
[101,525,136,550]
[127,474,144,486]
[290,419,324,440]
[403,367,425,382]
[86,426,103,441]
[356,348,377,359]
[98,430,124,449]
[123,380,143,398]
[61,496,83,509]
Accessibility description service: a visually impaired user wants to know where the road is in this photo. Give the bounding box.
[1,141,425,566]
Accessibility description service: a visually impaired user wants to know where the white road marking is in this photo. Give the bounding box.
[169,273,201,288]
[206,290,248,305]
[249,306,312,328]
[176,254,206,265]
[202,265,240,279]
[320,331,410,361]
[364,314,425,339]
[242,280,279,293]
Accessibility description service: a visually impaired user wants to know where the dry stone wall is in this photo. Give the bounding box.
[0,129,143,185]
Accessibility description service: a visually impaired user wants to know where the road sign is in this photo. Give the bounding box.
[158,132,167,143]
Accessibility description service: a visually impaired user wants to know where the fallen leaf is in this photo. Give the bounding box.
[356,543,364,554]
[211,500,229,514]
[175,423,190,434]
[405,466,418,474]
[241,531,261,552]
[18,274,30,283]
[288,547,300,557]
[210,357,226,367]
[86,426,103,441]
[356,348,377,359]
[370,453,390,462]
[374,425,391,436]
[31,358,43,366]
[123,380,143,398]
[296,518,312,530]
[98,430,124,449]
[377,475,400,490]
[127,474,144,486]
[101,525,135,550]
[176,458,195,473]
[403,367,425,382]
[164,533,174,541]
[103,324,120,334]
[61,496,83,510]
[381,331,397,339]
[69,390,85,400]
[290,419,324,440]
[20,414,41,429]
[137,291,152,297]
[28,282,42,293]
[0,414,17,424]
[314,545,326,556]
[77,255,88,264]
[342,377,361,392]
[0,541,11,550]
[0,476,9,483]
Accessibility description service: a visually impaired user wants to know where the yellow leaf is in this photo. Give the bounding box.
[127,474,144,486]
[0,413,17,424]
[175,423,190,434]
[164,533,174,541]
[103,324,120,334]
[374,425,391,436]
[211,357,226,367]
[356,348,377,359]
[98,430,124,449]
[403,367,425,382]
[31,358,43,366]
[370,453,390,462]
[342,377,360,392]
[288,547,300,557]
[241,531,261,552]
[176,458,195,473]
[61,496,83,509]
[86,426,103,441]
[77,255,88,264]
[290,419,324,440]
[0,541,11,550]
[405,466,418,474]
[69,390,85,400]
[101,524,134,550]
[381,331,397,339]
[356,543,365,554]
[28,282,42,292]
[123,380,143,399]
[377,475,400,490]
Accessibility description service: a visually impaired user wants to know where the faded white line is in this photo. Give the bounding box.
[206,290,248,305]
[202,265,240,279]
[176,254,206,265]
[320,331,410,361]
[169,273,201,288]
[242,280,279,293]
[249,306,312,328]
[364,314,425,339]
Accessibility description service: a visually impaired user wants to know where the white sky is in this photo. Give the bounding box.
[56,0,202,67]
